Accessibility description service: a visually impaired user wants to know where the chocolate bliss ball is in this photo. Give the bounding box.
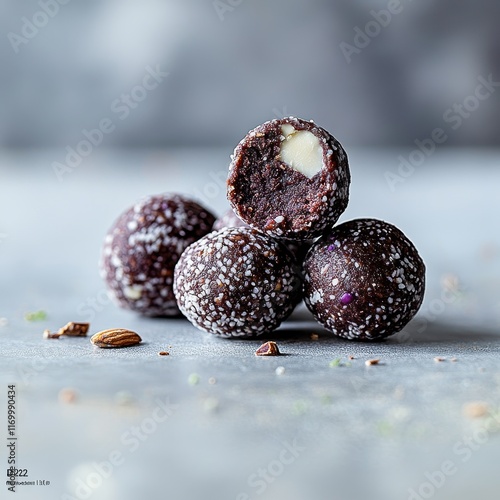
[303,219,425,341]
[227,117,350,240]
[173,227,302,337]
[213,208,312,265]
[101,194,215,316]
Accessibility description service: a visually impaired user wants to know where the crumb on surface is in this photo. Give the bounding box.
[24,310,47,322]
[43,329,61,339]
[365,359,380,366]
[463,402,490,419]
[255,341,280,356]
[58,388,77,404]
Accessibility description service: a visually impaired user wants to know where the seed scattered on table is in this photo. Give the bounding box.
[434,356,446,362]
[158,351,170,356]
[275,366,286,376]
[365,359,380,366]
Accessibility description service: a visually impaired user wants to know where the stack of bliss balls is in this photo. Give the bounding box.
[101,117,425,341]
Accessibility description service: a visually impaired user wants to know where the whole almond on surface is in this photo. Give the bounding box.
[90,329,142,348]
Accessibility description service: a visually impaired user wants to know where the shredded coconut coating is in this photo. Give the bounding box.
[174,227,302,337]
[100,194,215,316]
[303,219,426,341]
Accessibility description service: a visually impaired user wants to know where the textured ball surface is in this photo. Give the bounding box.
[173,227,302,337]
[303,219,425,341]
[213,208,312,265]
[227,116,350,240]
[101,194,215,316]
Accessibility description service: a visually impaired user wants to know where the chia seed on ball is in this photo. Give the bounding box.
[100,194,215,316]
[173,227,302,337]
[227,116,350,240]
[303,219,426,341]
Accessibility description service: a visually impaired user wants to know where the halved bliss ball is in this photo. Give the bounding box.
[227,116,350,240]
[173,227,302,337]
[303,219,426,341]
[100,194,215,316]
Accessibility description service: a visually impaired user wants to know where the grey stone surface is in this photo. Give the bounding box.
[0,149,499,500]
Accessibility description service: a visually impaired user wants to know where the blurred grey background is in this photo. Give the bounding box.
[0,0,499,149]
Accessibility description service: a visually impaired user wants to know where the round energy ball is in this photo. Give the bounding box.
[100,194,215,316]
[173,227,302,337]
[303,219,425,341]
[227,116,350,240]
[213,208,312,264]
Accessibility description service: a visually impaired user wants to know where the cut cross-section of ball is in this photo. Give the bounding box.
[303,219,426,341]
[173,227,302,337]
[227,117,350,240]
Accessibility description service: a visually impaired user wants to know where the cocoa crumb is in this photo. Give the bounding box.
[59,322,90,337]
[43,329,61,339]
[463,402,489,419]
[255,341,280,356]
[58,388,77,404]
